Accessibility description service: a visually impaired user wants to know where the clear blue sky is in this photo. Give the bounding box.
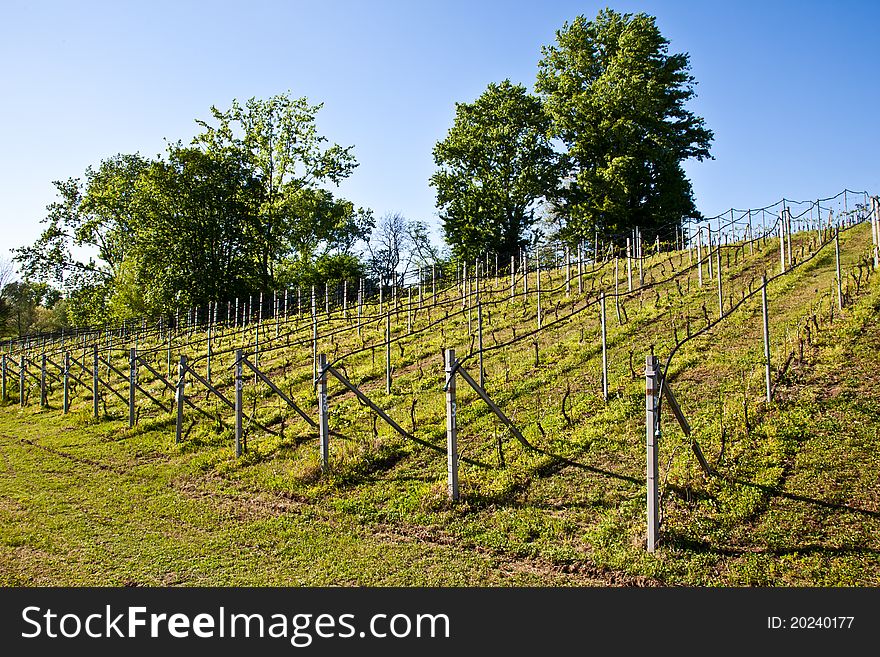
[1,0,878,263]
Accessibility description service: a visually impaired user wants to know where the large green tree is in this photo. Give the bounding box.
[536,9,713,246]
[431,80,558,262]
[125,144,266,315]
[193,93,371,287]
[15,94,372,324]
[14,153,151,324]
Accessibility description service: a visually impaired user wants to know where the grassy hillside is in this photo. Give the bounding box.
[2,221,879,585]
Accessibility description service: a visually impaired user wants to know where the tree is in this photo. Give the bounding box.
[0,280,65,337]
[431,80,558,262]
[536,10,713,246]
[367,213,438,289]
[193,93,368,287]
[127,144,266,314]
[13,153,151,324]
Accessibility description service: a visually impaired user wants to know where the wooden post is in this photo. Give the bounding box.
[129,347,136,427]
[20,355,26,408]
[318,353,329,471]
[834,227,843,311]
[343,279,348,318]
[385,311,392,394]
[645,354,660,553]
[762,275,772,404]
[63,352,70,413]
[175,355,186,444]
[234,349,243,457]
[1,353,6,401]
[600,293,609,402]
[445,348,459,501]
[92,344,99,418]
[40,353,47,408]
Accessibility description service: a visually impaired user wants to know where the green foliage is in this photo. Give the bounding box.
[536,9,713,245]
[14,93,372,325]
[193,93,370,285]
[276,252,365,289]
[0,279,69,337]
[431,80,558,262]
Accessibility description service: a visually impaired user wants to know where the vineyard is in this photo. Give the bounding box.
[2,191,880,586]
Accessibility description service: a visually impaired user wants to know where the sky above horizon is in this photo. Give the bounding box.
[1,0,878,267]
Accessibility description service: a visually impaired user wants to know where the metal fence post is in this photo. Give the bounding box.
[235,349,243,457]
[175,355,186,444]
[646,354,660,552]
[445,348,459,501]
[318,353,329,471]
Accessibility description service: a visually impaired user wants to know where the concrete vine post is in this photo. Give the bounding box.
[235,349,243,457]
[175,355,186,444]
[835,227,843,311]
[318,353,329,471]
[762,275,772,404]
[63,352,70,413]
[445,348,459,502]
[645,355,660,553]
[92,344,99,419]
[129,347,136,428]
[600,293,609,402]
[40,353,47,408]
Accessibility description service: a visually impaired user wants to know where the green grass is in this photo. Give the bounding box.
[2,224,879,585]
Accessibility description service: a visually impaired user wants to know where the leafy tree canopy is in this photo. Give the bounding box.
[536,9,713,246]
[431,80,558,263]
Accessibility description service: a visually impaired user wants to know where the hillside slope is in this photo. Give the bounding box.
[2,220,878,585]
